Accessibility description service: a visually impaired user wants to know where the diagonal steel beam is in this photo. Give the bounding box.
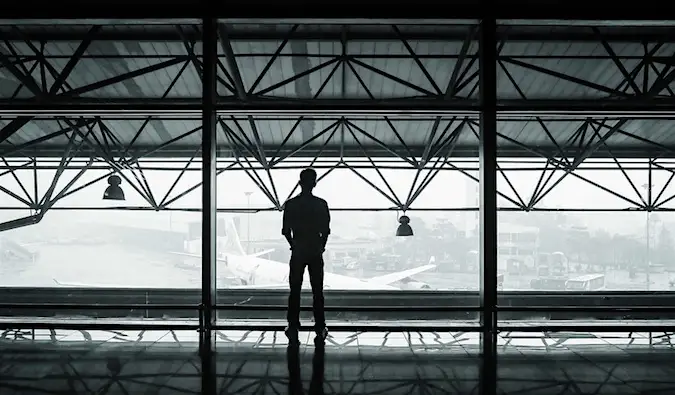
[420,117,444,166]
[255,57,339,97]
[49,25,100,95]
[344,122,403,208]
[62,58,185,97]
[217,23,247,101]
[592,27,641,96]
[270,120,340,166]
[392,24,442,95]
[0,118,30,145]
[0,118,97,155]
[446,25,477,99]
[0,42,43,98]
[497,59,572,166]
[501,57,631,98]
[350,58,436,97]
[570,119,626,169]
[0,157,34,206]
[406,124,466,208]
[269,117,304,164]
[345,120,417,167]
[341,60,420,164]
[248,24,299,95]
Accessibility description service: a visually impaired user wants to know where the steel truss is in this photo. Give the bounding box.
[0,117,675,220]
[2,1,675,19]
[1,22,675,117]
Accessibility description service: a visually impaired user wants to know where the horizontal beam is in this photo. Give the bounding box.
[0,145,666,159]
[0,320,199,331]
[5,303,675,314]
[0,99,476,117]
[213,322,480,332]
[498,100,675,117]
[3,29,675,43]
[0,206,671,212]
[2,319,672,332]
[2,2,675,21]
[2,286,675,299]
[3,319,675,332]
[500,323,675,332]
[5,99,675,117]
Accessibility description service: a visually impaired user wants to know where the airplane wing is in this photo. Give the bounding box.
[52,279,151,288]
[227,283,287,289]
[366,264,436,286]
[171,250,275,259]
[248,249,274,258]
[19,242,46,247]
[54,279,86,287]
[169,251,228,262]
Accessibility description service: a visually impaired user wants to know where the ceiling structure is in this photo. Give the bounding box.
[0,21,674,162]
[1,14,674,395]
[0,19,673,221]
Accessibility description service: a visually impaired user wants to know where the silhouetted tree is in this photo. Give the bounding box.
[588,229,613,267]
[408,215,429,237]
[563,226,591,263]
[612,234,646,270]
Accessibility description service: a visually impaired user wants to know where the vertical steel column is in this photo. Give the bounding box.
[200,17,218,395]
[647,158,653,290]
[478,17,498,395]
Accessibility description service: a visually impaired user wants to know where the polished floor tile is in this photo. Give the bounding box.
[1,328,675,394]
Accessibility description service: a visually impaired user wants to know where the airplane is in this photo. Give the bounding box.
[169,217,437,291]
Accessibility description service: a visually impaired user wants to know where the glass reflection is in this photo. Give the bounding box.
[287,338,325,395]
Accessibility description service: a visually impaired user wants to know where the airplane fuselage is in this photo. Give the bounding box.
[223,254,399,290]
[168,217,429,291]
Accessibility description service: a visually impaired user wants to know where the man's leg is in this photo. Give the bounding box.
[287,255,305,332]
[307,254,326,336]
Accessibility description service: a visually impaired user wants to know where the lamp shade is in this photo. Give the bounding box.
[103,175,125,200]
[396,215,413,237]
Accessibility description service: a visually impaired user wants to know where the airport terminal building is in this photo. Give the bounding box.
[1,5,675,394]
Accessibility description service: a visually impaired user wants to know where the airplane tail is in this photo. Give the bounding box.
[219,216,246,256]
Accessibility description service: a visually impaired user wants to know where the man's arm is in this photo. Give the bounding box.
[281,204,293,249]
[320,200,331,251]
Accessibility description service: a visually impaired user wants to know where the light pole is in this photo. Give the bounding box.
[244,191,252,254]
[642,183,653,291]
[646,210,651,291]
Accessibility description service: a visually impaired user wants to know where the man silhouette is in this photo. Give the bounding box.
[282,168,330,341]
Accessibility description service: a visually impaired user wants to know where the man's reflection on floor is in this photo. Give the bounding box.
[287,338,325,395]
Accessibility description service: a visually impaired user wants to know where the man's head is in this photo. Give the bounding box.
[299,168,317,191]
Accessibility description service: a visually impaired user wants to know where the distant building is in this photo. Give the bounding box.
[498,223,539,273]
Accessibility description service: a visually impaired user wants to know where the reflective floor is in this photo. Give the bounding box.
[1,327,675,394]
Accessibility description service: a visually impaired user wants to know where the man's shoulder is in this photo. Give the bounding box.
[286,194,328,207]
[286,195,302,205]
[312,195,328,206]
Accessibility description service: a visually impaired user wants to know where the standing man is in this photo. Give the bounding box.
[282,168,331,341]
